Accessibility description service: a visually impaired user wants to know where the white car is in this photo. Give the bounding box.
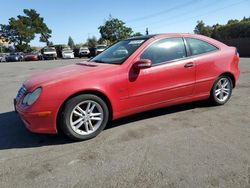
[79,47,90,58]
[95,45,107,55]
[42,47,57,60]
[62,48,74,59]
[0,54,6,62]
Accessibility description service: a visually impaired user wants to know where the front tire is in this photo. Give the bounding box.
[60,94,109,141]
[210,75,233,105]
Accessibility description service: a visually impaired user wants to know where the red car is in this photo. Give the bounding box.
[24,52,43,61]
[15,34,240,140]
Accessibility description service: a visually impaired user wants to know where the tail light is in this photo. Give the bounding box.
[233,48,239,67]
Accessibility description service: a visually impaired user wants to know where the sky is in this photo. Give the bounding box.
[0,0,249,46]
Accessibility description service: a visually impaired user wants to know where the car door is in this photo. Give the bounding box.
[127,37,196,111]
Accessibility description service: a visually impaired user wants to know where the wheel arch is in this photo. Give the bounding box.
[219,72,236,88]
[56,89,113,133]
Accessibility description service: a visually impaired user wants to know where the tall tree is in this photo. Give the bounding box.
[23,9,52,46]
[131,32,143,37]
[86,36,97,48]
[0,9,52,51]
[99,16,133,44]
[194,20,212,37]
[195,17,250,40]
[68,36,75,49]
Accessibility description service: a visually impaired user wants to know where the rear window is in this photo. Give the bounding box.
[186,38,218,56]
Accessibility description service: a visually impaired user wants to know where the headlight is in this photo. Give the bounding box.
[22,87,42,106]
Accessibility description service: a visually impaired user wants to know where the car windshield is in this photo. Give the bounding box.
[44,48,56,52]
[63,48,71,51]
[80,47,88,50]
[91,39,146,65]
[96,45,106,50]
[63,48,72,52]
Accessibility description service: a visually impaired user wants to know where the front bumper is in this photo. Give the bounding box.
[14,98,57,134]
[79,52,90,56]
[43,54,57,59]
[62,54,74,59]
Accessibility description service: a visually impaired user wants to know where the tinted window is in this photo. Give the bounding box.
[140,38,186,65]
[186,38,218,56]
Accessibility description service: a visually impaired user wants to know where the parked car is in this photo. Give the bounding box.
[14,34,240,141]
[42,47,57,60]
[6,52,24,62]
[88,45,107,57]
[79,47,90,58]
[62,48,74,59]
[0,53,7,62]
[24,52,43,61]
[95,44,107,55]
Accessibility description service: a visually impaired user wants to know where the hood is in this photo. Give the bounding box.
[80,49,89,52]
[24,62,117,89]
[62,51,73,54]
[96,49,105,52]
[43,51,56,55]
[8,55,19,58]
[25,54,37,57]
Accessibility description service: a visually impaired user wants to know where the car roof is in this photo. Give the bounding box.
[128,33,198,40]
[127,35,157,40]
[128,33,227,48]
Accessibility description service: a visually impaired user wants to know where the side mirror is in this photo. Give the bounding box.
[134,59,152,69]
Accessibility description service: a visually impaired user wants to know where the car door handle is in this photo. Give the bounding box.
[184,62,194,68]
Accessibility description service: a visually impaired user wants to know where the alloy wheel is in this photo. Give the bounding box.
[214,77,231,102]
[69,100,104,135]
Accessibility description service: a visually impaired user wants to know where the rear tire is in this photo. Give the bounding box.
[210,75,233,105]
[60,94,109,141]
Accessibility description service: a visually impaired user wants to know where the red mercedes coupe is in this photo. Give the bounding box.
[15,34,240,140]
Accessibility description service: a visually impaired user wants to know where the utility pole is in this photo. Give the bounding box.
[146,28,149,35]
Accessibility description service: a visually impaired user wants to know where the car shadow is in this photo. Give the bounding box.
[0,111,74,150]
[107,100,212,129]
[0,100,213,150]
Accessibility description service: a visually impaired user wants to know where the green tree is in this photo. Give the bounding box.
[23,9,52,46]
[0,9,52,51]
[131,32,143,37]
[195,17,250,40]
[68,36,75,49]
[99,16,133,44]
[97,37,107,45]
[194,20,212,37]
[86,36,97,48]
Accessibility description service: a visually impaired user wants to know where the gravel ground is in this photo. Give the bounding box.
[0,58,249,188]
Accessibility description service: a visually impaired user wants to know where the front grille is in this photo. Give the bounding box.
[16,86,27,99]
[44,54,55,57]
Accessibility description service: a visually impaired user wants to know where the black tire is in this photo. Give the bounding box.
[60,94,109,141]
[210,75,233,105]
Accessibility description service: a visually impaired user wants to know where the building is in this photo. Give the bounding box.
[0,37,10,46]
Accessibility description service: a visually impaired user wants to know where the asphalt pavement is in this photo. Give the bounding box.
[0,58,249,188]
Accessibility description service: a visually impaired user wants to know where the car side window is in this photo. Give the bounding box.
[186,38,218,56]
[140,38,187,65]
